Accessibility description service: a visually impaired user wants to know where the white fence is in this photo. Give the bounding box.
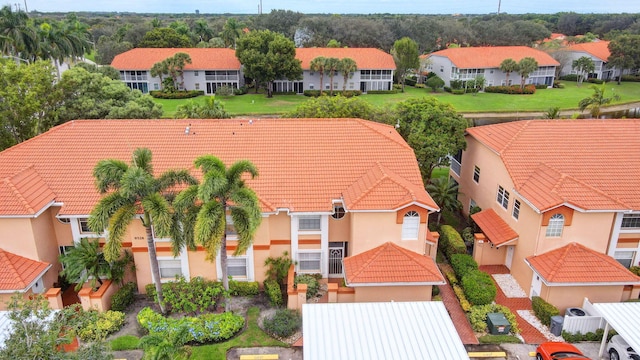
[562,298,606,334]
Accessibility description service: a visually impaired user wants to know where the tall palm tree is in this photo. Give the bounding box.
[88,148,196,314]
[310,56,327,95]
[221,18,243,49]
[0,5,36,59]
[174,155,261,311]
[325,57,340,95]
[150,60,169,91]
[139,325,191,360]
[60,238,110,291]
[579,83,620,118]
[193,19,213,42]
[499,58,518,86]
[338,57,357,91]
[426,177,462,225]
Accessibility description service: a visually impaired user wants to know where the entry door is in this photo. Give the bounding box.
[328,242,346,278]
[530,273,542,298]
[505,246,515,269]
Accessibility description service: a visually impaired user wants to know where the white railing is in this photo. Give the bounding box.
[450,157,461,177]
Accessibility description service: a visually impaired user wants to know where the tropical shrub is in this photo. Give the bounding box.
[149,90,203,99]
[484,85,536,94]
[461,271,496,305]
[78,310,126,342]
[264,251,293,285]
[111,282,137,311]
[137,307,244,344]
[445,270,458,285]
[295,274,321,299]
[531,296,559,326]
[450,254,478,279]
[452,284,472,312]
[366,90,398,94]
[145,277,225,314]
[468,304,520,334]
[559,74,579,81]
[562,328,615,343]
[630,266,640,276]
[263,309,301,338]
[215,85,235,96]
[229,280,259,297]
[264,279,283,307]
[439,225,467,259]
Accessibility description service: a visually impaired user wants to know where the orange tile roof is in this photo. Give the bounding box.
[343,242,445,285]
[0,166,57,216]
[565,41,611,62]
[0,119,436,215]
[526,243,640,284]
[466,119,640,211]
[0,249,50,291]
[471,209,518,247]
[295,48,395,70]
[111,48,241,70]
[428,46,560,69]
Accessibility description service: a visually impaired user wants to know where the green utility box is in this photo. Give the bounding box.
[486,313,511,335]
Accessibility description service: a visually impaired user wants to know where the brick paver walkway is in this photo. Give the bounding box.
[438,265,479,344]
[481,265,549,344]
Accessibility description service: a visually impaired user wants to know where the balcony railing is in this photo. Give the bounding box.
[450,157,461,176]
[205,75,239,81]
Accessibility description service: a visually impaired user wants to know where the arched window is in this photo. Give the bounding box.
[546,214,564,237]
[402,211,420,240]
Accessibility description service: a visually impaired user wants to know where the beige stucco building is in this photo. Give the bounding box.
[451,119,640,312]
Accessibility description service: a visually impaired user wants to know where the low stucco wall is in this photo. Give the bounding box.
[473,238,506,266]
[78,280,119,312]
[354,285,431,302]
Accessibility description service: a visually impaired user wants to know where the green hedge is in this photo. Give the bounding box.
[78,310,126,342]
[111,282,137,311]
[478,334,522,344]
[137,307,244,344]
[450,254,478,280]
[468,304,520,334]
[229,280,259,297]
[531,296,559,326]
[263,309,301,338]
[366,90,398,94]
[439,225,467,259]
[559,74,579,81]
[562,328,615,343]
[485,85,536,94]
[146,277,225,314]
[622,75,640,82]
[303,90,362,97]
[150,90,204,99]
[461,271,497,305]
[264,279,283,307]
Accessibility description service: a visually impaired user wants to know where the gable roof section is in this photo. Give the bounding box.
[0,249,50,291]
[343,162,438,211]
[343,242,445,285]
[295,48,396,70]
[428,46,560,69]
[111,48,241,70]
[0,119,433,215]
[466,119,640,211]
[525,242,640,285]
[565,41,611,62]
[0,166,56,216]
[471,209,518,247]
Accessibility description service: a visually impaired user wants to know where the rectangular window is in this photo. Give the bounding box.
[227,257,248,277]
[226,214,237,238]
[79,218,93,233]
[614,251,635,268]
[158,259,182,279]
[299,216,321,231]
[469,198,477,212]
[349,82,354,89]
[309,83,315,90]
[298,251,321,272]
[621,214,640,229]
[496,186,509,209]
[153,83,159,90]
[473,166,480,183]
[194,71,199,76]
[195,83,200,90]
[513,200,521,220]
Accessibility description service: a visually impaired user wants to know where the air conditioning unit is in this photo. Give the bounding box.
[565,307,587,317]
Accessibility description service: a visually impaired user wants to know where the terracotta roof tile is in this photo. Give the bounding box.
[343,242,445,285]
[0,249,50,291]
[294,48,396,70]
[111,48,241,70]
[471,209,518,247]
[467,119,640,211]
[526,243,640,284]
[428,46,560,69]
[565,41,611,62]
[0,119,434,215]
[0,166,56,216]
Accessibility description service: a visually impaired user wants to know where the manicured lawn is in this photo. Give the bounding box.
[189,307,288,360]
[110,335,140,351]
[431,167,449,180]
[152,82,640,118]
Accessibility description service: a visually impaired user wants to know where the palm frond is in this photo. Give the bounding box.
[93,159,128,193]
[194,200,225,260]
[105,203,137,262]
[120,167,155,200]
[194,154,225,174]
[142,192,172,239]
[157,169,198,192]
[227,159,259,183]
[198,170,228,202]
[132,147,153,174]
[88,192,130,233]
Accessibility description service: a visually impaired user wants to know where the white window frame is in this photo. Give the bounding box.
[473,166,480,183]
[227,256,248,279]
[157,258,183,281]
[299,215,321,232]
[78,218,94,234]
[401,211,420,240]
[297,251,322,273]
[226,214,238,240]
[621,214,640,229]
[469,198,477,213]
[496,186,509,210]
[614,251,635,268]
[545,214,564,237]
[152,225,171,242]
[512,200,521,220]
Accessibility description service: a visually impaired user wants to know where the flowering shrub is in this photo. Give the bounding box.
[137,307,244,344]
[78,310,126,341]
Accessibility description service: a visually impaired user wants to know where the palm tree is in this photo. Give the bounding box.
[193,19,213,42]
[426,177,462,225]
[164,52,192,90]
[221,18,243,49]
[139,325,191,360]
[325,57,340,95]
[88,148,196,314]
[174,155,262,311]
[0,5,37,59]
[60,238,110,291]
[310,56,327,95]
[150,60,169,91]
[543,106,561,119]
[517,57,539,90]
[499,58,518,86]
[174,97,230,119]
[338,57,357,92]
[579,83,621,118]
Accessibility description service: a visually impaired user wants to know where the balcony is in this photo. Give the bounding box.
[450,157,461,177]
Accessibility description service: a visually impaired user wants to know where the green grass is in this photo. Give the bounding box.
[110,335,140,351]
[151,82,640,118]
[189,307,288,360]
[431,167,449,180]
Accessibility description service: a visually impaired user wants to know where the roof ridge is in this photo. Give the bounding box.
[3,177,34,214]
[393,243,435,273]
[346,162,388,207]
[0,250,25,288]
[554,169,630,210]
[0,121,75,156]
[545,243,574,280]
[355,119,412,151]
[349,243,387,279]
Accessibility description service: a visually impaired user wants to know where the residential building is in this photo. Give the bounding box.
[0,118,442,308]
[111,48,243,94]
[451,119,640,312]
[111,47,396,95]
[424,46,560,87]
[557,40,619,80]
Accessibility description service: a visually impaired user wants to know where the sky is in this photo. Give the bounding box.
[10,0,640,14]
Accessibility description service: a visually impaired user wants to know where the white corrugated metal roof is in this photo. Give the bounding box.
[302,301,470,360]
[593,302,640,356]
